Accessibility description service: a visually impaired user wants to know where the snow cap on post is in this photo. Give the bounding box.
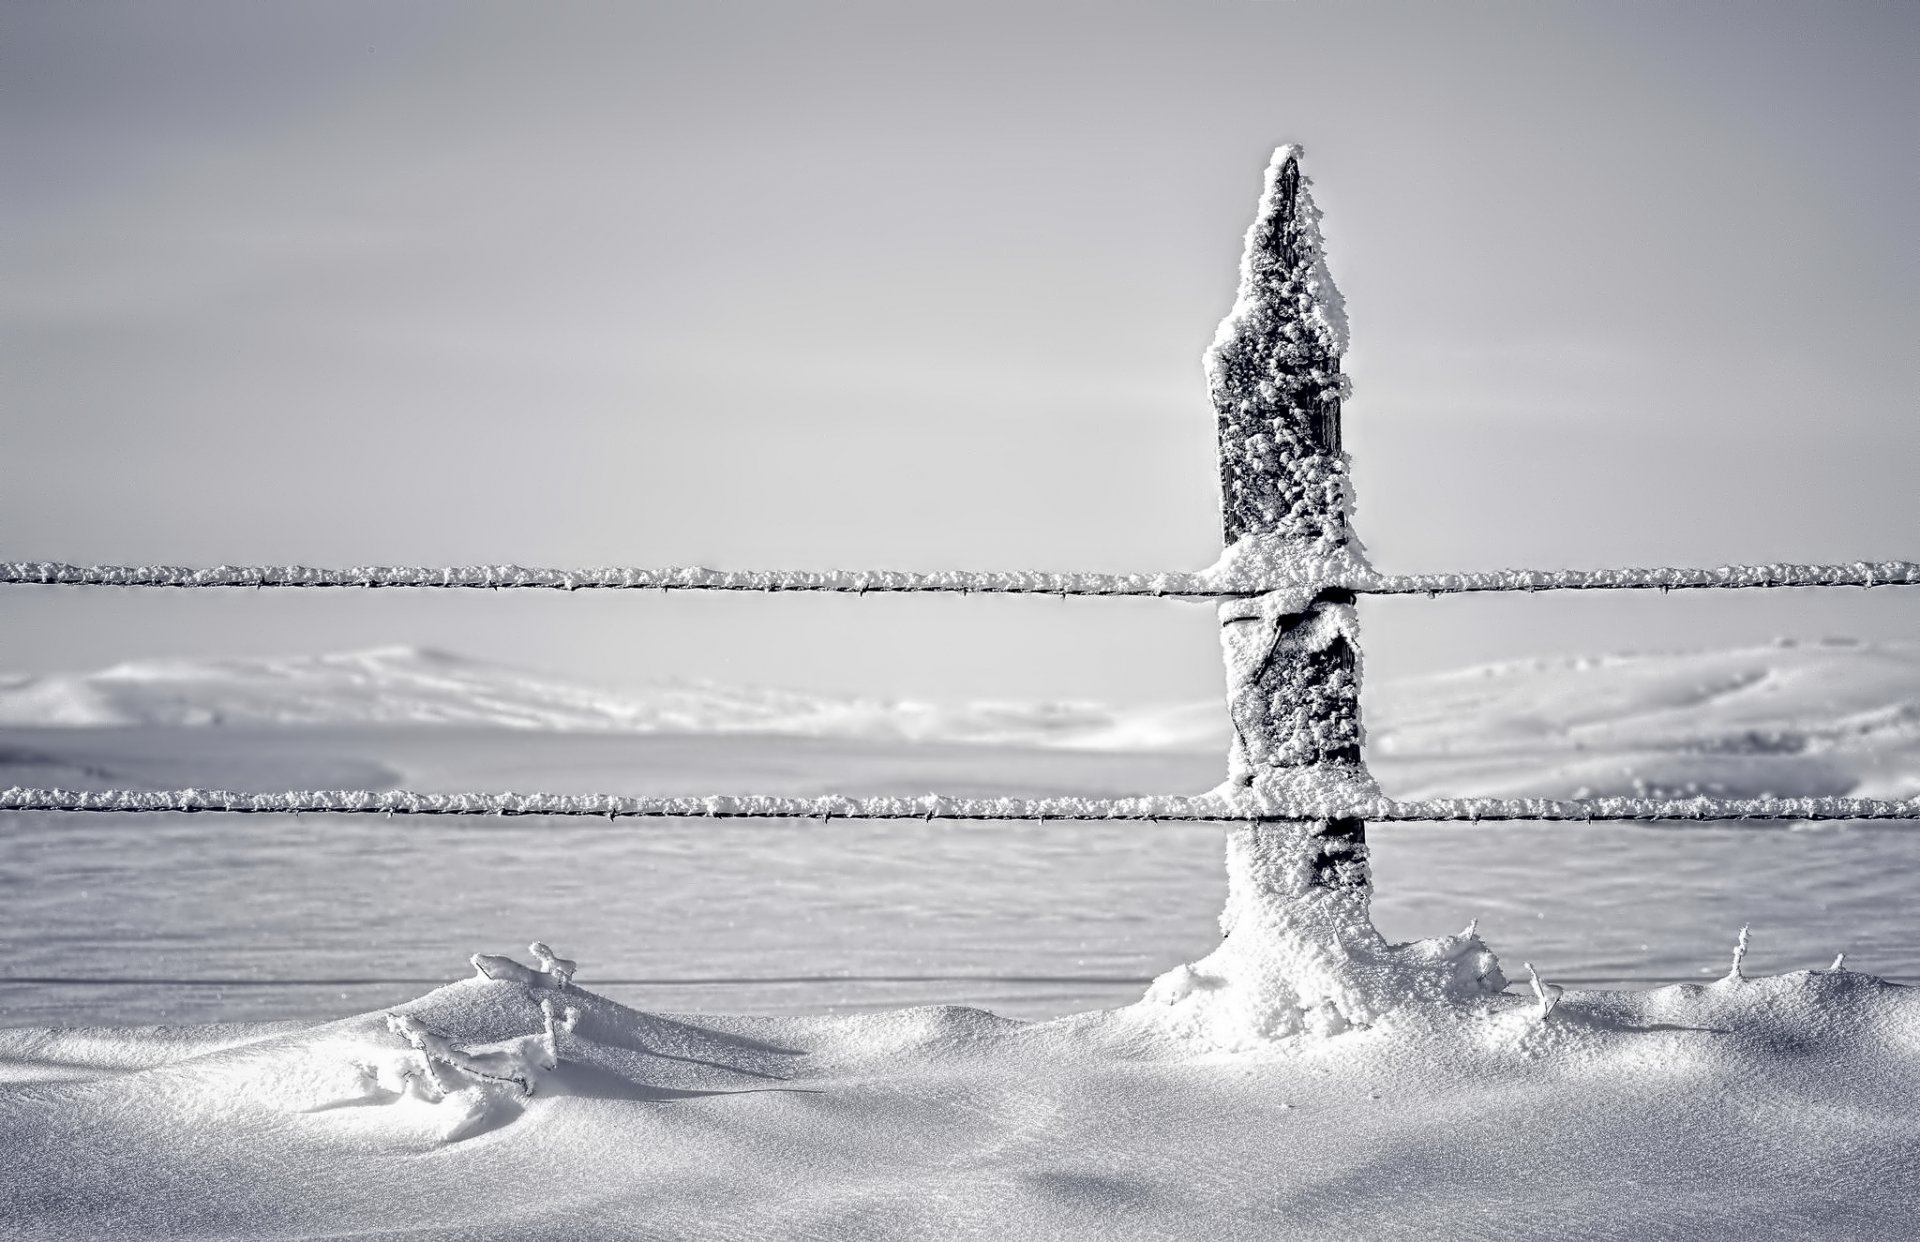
[1207,145,1352,550]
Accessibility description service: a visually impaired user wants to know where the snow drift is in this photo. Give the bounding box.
[2,929,1913,1240]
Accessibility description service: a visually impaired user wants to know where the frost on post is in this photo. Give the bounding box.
[1142,154,1509,1046]
[1209,145,1351,552]
[1209,144,1366,894]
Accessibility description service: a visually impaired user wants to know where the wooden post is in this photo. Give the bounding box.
[1209,146,1367,896]
[1143,172,1513,1039]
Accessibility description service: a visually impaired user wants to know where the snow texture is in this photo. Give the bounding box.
[1522,960,1563,1020]
[385,1010,538,1097]
[1207,145,1352,549]
[5,939,1916,1240]
[359,949,586,1137]
[6,556,1915,596]
[5,784,1916,821]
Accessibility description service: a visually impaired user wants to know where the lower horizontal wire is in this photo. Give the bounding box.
[0,973,1155,988]
[4,788,1917,821]
[4,560,1917,595]
[7,971,1910,989]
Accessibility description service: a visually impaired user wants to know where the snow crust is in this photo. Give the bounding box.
[3,931,1915,1239]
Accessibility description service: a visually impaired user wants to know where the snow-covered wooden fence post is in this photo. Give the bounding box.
[1209,146,1369,903]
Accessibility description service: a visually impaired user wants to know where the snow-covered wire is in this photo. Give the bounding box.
[0,562,1223,595]
[4,787,1916,822]
[3,560,1916,596]
[1356,562,1920,594]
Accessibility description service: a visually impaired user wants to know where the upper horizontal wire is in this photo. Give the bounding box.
[4,561,1918,595]
[4,788,1917,822]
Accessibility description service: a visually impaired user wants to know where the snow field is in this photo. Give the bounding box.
[2,932,1914,1240]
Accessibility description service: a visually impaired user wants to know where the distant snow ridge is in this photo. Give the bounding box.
[0,646,1171,748]
[1371,638,1920,800]
[0,642,1916,795]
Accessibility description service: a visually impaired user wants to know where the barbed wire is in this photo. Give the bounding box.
[5,787,1916,822]
[4,560,1917,596]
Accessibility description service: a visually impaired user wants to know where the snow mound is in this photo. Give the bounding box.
[2,927,1916,1239]
[1142,826,1506,1046]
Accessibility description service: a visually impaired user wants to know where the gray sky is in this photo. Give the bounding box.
[4,1,1915,704]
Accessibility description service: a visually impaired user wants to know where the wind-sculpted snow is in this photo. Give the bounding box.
[6,555,1914,595]
[6,784,1917,821]
[5,935,1919,1240]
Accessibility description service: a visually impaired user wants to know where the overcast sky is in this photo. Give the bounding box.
[4,1,1915,704]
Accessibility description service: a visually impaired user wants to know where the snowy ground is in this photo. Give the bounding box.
[2,642,1917,1237]
[3,941,1915,1240]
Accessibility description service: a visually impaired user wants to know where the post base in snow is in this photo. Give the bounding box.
[1141,820,1506,1047]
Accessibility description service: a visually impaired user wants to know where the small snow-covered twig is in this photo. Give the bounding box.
[471,952,538,984]
[1727,925,1751,982]
[386,1012,534,1096]
[540,997,581,1071]
[386,1012,464,1096]
[529,941,577,988]
[1523,962,1562,1022]
[470,943,577,990]
[385,1013,452,1097]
